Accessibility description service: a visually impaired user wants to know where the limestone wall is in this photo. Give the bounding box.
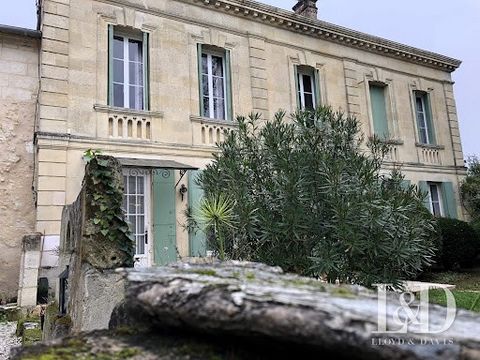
[32,0,468,277]
[0,32,39,302]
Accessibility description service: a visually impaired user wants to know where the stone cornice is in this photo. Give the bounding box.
[189,0,461,72]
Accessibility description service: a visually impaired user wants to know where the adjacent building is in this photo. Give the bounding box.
[1,0,467,306]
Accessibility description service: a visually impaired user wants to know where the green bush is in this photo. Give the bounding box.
[436,218,480,270]
[198,107,436,287]
[461,156,480,221]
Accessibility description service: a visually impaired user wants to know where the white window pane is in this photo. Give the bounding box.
[211,56,223,77]
[129,178,136,193]
[432,202,442,216]
[113,84,124,107]
[418,127,428,144]
[128,39,143,62]
[202,75,209,96]
[113,59,124,83]
[430,185,439,202]
[304,93,314,110]
[113,36,124,59]
[302,74,312,93]
[129,62,143,86]
[213,77,224,98]
[137,178,144,194]
[214,98,225,120]
[129,86,143,110]
[203,97,210,118]
[416,97,424,112]
[202,54,208,75]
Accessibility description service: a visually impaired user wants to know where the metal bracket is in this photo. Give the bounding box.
[174,169,188,189]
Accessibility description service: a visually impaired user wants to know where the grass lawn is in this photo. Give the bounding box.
[419,268,480,312]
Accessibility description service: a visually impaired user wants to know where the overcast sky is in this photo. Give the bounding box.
[1,0,478,157]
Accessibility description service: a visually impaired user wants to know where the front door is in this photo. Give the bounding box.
[123,170,150,268]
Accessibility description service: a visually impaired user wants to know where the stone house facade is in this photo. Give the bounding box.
[3,0,467,306]
[0,25,40,303]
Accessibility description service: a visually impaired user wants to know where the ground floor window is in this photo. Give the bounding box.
[123,171,149,264]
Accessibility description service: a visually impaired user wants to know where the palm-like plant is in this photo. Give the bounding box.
[196,195,236,260]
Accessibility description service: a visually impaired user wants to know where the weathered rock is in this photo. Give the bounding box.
[110,261,480,360]
[12,262,480,359]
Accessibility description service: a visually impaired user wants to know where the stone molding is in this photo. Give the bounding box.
[93,104,164,118]
[185,0,460,72]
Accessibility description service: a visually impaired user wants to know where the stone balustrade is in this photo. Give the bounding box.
[190,115,238,146]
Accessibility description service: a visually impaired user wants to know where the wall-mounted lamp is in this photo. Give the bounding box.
[179,184,188,201]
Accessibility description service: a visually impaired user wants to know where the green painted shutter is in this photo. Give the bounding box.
[108,24,114,106]
[441,182,458,219]
[197,44,204,117]
[225,50,233,121]
[153,170,177,265]
[314,69,321,108]
[143,32,149,111]
[294,65,300,109]
[369,84,389,138]
[188,170,207,256]
[424,94,436,145]
[418,181,430,211]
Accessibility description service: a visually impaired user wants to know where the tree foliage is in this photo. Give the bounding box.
[199,107,436,287]
[461,156,480,221]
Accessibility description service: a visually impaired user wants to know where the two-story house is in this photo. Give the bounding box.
[11,0,466,306]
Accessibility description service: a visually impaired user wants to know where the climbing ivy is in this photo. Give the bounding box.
[83,150,134,268]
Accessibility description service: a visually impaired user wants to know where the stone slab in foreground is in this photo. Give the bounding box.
[13,261,480,359]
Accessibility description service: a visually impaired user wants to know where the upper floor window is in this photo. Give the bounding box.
[198,44,232,121]
[414,91,435,145]
[108,26,149,111]
[295,66,320,110]
[369,83,390,139]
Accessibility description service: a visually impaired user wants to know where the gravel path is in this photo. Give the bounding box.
[0,322,21,360]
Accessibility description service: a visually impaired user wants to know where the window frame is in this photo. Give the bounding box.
[108,26,149,111]
[414,91,435,145]
[428,182,444,217]
[198,44,232,121]
[295,65,320,110]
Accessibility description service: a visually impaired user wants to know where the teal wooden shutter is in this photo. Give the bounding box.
[153,170,177,265]
[188,170,207,256]
[225,49,233,121]
[418,181,430,211]
[197,44,204,117]
[424,94,436,145]
[369,84,389,138]
[108,24,114,106]
[441,182,458,219]
[294,65,299,109]
[314,69,321,108]
[143,32,149,111]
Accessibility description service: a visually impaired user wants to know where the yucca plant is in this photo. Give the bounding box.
[196,195,236,260]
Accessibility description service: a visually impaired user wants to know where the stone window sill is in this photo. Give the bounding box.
[415,143,445,150]
[94,104,164,118]
[190,115,238,127]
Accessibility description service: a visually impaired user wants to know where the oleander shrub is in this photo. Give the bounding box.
[198,106,437,287]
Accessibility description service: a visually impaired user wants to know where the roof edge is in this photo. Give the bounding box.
[188,0,461,72]
[0,24,41,39]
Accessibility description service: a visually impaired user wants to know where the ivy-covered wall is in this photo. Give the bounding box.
[54,155,133,335]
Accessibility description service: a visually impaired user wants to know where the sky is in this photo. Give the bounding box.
[1,0,478,157]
